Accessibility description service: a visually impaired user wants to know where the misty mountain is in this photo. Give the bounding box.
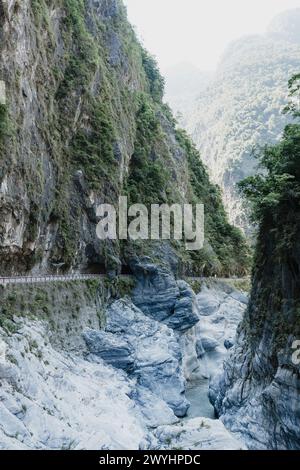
[166,9,300,230]
[164,62,212,117]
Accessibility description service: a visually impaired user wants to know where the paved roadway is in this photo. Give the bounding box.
[0,274,249,286]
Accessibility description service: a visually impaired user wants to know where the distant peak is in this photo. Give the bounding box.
[267,9,300,43]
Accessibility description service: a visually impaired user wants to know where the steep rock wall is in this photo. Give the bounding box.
[0,0,249,277]
[211,121,300,449]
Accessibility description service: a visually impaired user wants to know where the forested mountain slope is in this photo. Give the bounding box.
[0,0,249,277]
[167,9,300,230]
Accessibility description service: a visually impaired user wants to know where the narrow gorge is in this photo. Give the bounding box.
[0,0,299,453]
[166,9,300,232]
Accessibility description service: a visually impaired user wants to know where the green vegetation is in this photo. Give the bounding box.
[238,75,300,239]
[104,276,136,299]
[70,96,117,189]
[173,23,300,231]
[126,93,170,206]
[176,129,251,276]
[49,0,122,264]
[0,285,52,327]
[126,108,251,276]
[283,73,300,117]
[85,278,103,298]
[56,0,118,191]
[141,49,165,102]
[0,104,13,162]
[0,104,8,141]
[189,279,202,294]
[31,0,50,27]
[238,128,300,226]
[0,280,106,334]
[56,0,99,99]
[228,278,251,293]
[1,0,250,277]
[239,74,300,344]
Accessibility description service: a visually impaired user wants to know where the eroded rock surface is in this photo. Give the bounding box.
[153,417,245,450]
[84,299,189,417]
[210,215,300,449]
[131,259,199,332]
[0,297,246,450]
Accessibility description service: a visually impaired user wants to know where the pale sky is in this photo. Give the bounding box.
[124,0,300,72]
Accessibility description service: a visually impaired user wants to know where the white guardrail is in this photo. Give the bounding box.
[0,274,248,287]
[0,274,104,286]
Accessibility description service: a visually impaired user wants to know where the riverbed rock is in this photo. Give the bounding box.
[195,282,247,380]
[85,299,190,417]
[0,281,251,450]
[224,339,234,350]
[179,280,248,387]
[153,417,246,450]
[195,339,205,358]
[128,387,178,429]
[201,336,219,352]
[0,320,150,449]
[130,259,179,322]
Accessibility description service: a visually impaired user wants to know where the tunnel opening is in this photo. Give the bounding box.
[120,265,133,275]
[83,263,107,275]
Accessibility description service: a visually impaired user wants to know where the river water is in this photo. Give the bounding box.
[184,379,215,420]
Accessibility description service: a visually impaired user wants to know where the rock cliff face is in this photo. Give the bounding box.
[167,9,300,231]
[0,0,249,277]
[210,115,300,449]
[0,0,252,451]
[212,232,300,449]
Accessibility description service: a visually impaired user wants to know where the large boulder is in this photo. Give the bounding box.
[82,329,135,373]
[131,258,199,332]
[200,336,220,352]
[167,280,200,332]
